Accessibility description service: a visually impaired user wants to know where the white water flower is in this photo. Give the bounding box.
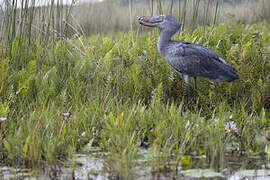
[81,132,86,137]
[0,117,7,122]
[61,112,71,117]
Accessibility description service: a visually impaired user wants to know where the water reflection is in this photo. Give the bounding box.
[0,152,269,179]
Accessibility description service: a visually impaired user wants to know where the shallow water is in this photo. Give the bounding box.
[0,149,270,179]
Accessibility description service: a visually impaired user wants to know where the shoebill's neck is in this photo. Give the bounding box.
[157,29,177,55]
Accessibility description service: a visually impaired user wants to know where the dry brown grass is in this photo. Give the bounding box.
[72,2,133,34]
[220,0,270,24]
[72,0,270,34]
[1,0,269,35]
[72,0,219,33]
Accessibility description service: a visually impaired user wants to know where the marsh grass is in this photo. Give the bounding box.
[0,22,270,178]
[0,0,270,179]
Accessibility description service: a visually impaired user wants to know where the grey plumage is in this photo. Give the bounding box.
[138,15,238,95]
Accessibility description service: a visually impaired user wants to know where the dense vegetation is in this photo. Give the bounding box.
[0,20,270,177]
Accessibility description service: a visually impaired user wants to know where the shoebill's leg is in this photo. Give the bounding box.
[183,75,191,98]
[194,77,197,91]
[193,77,198,102]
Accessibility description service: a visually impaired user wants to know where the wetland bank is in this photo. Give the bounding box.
[0,0,270,179]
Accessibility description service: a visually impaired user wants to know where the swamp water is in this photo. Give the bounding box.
[0,147,269,180]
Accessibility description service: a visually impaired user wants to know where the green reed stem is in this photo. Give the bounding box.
[213,0,220,25]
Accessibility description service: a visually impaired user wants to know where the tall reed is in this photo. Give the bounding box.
[0,0,76,48]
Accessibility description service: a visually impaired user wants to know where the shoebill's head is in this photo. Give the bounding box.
[138,15,181,32]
